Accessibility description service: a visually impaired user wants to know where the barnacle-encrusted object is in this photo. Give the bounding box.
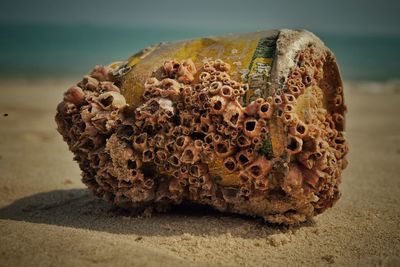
[56,29,348,224]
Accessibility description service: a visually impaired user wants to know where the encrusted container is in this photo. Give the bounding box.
[56,29,348,224]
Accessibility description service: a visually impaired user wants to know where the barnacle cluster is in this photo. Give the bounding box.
[56,49,347,224]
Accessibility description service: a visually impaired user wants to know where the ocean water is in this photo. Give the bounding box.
[0,23,399,81]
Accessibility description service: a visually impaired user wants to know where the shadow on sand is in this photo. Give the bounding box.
[0,188,315,238]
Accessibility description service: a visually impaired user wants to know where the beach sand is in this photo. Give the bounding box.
[0,79,399,266]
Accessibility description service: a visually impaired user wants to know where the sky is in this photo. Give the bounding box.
[1,0,399,36]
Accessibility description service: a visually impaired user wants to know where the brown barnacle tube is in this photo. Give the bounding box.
[210,95,228,114]
[133,132,148,151]
[99,81,121,93]
[211,132,223,145]
[188,164,201,178]
[177,66,194,84]
[56,29,348,225]
[197,91,209,103]
[180,145,200,164]
[282,111,299,125]
[200,176,213,191]
[163,60,180,77]
[90,65,112,82]
[142,148,155,163]
[154,149,168,166]
[302,74,313,87]
[177,59,197,84]
[168,153,181,167]
[153,134,165,148]
[289,120,308,138]
[209,81,223,95]
[296,151,315,169]
[64,85,85,105]
[202,61,216,73]
[144,77,160,89]
[314,150,329,170]
[283,103,295,113]
[210,68,221,80]
[253,178,268,191]
[332,113,345,131]
[251,136,263,150]
[174,135,191,151]
[236,150,253,168]
[237,134,251,148]
[160,78,181,92]
[228,80,240,89]
[216,123,225,134]
[198,123,209,134]
[194,139,204,151]
[333,94,343,107]
[258,101,273,119]
[290,69,302,79]
[220,85,233,98]
[288,85,302,97]
[214,59,231,72]
[223,101,244,127]
[273,94,283,107]
[287,135,303,155]
[89,111,114,134]
[219,71,230,82]
[232,89,241,98]
[243,118,261,138]
[162,162,174,174]
[282,93,296,104]
[199,71,211,82]
[223,157,237,173]
[215,140,234,158]
[80,75,99,91]
[246,156,273,180]
[78,103,94,123]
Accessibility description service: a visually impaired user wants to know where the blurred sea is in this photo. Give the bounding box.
[1,22,399,81]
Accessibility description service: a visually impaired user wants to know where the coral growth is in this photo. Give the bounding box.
[56,50,347,224]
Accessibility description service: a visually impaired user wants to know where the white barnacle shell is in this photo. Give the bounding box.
[96,91,127,110]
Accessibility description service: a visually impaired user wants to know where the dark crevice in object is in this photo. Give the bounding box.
[100,95,113,108]
[287,137,299,151]
[142,165,156,179]
[238,154,249,165]
[216,143,228,154]
[224,160,235,171]
[213,101,222,111]
[250,165,261,176]
[192,132,206,140]
[245,121,256,131]
[296,125,305,134]
[230,113,239,125]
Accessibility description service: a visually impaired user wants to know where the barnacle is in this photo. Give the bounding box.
[56,29,347,224]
